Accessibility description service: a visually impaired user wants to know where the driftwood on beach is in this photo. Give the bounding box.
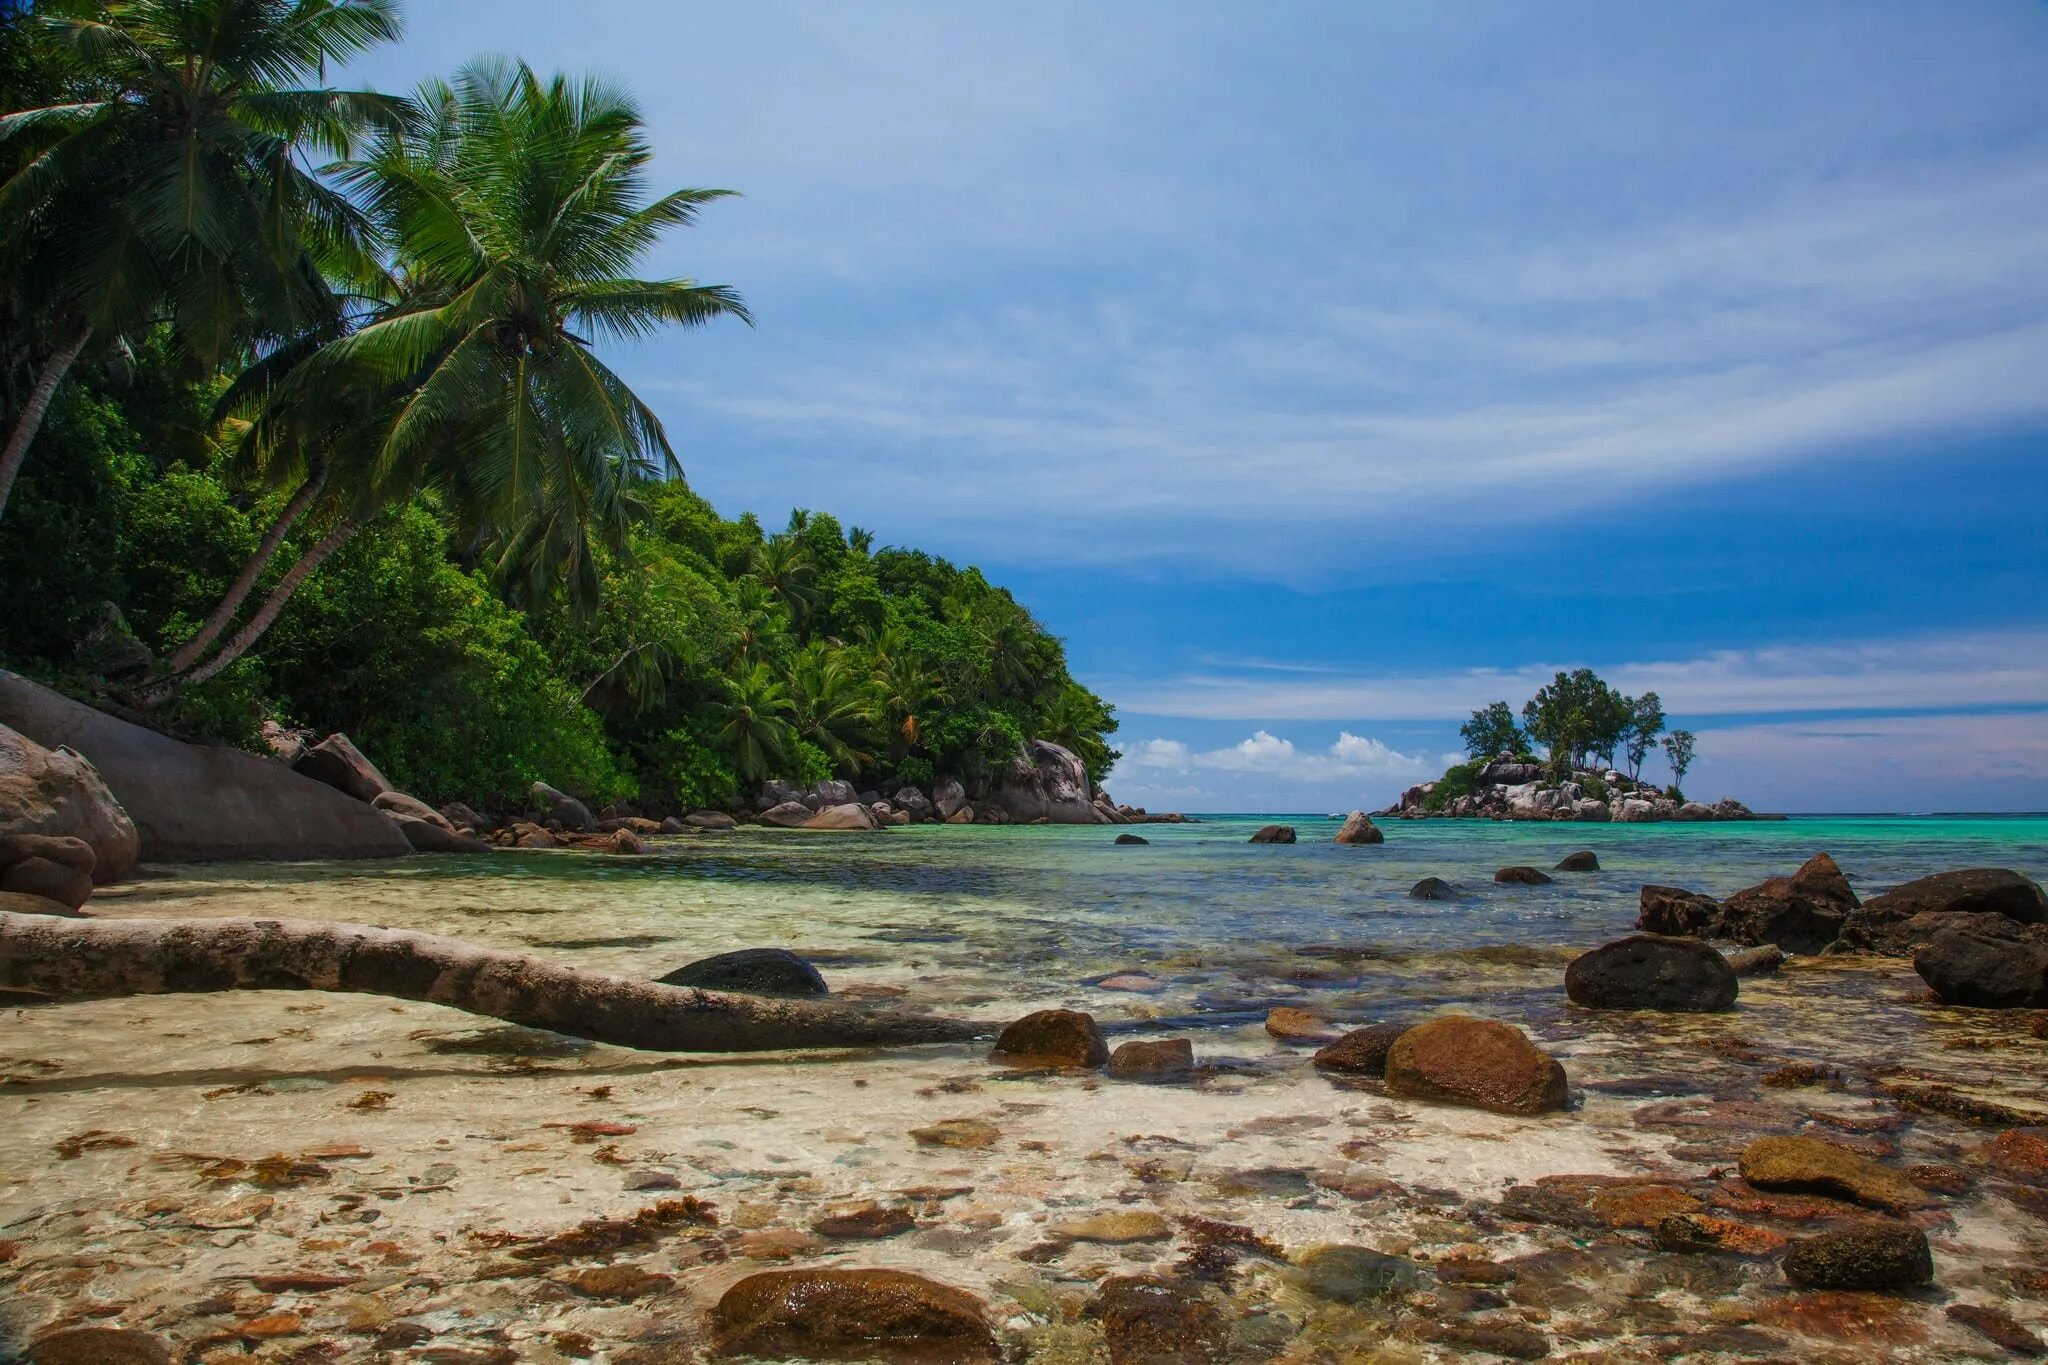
[0,912,980,1052]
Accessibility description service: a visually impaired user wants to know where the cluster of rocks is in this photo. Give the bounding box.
[752,740,1186,831]
[1385,755,1769,823]
[1637,852,2048,1004]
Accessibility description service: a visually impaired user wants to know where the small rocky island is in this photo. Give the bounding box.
[1385,669,1768,823]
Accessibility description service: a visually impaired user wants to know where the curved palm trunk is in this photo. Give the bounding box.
[165,460,331,675]
[0,912,979,1052]
[0,319,92,523]
[175,514,364,689]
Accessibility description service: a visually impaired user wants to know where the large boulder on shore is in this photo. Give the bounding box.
[1860,869,2047,925]
[1914,916,2048,1007]
[0,833,98,908]
[1334,811,1384,845]
[0,720,137,883]
[291,733,391,804]
[1565,934,1738,1012]
[1638,885,1721,937]
[0,672,406,864]
[990,1009,1107,1069]
[530,781,594,832]
[989,740,1109,824]
[1719,852,1858,953]
[932,777,969,821]
[804,802,881,831]
[1383,1016,1568,1115]
[713,1268,996,1362]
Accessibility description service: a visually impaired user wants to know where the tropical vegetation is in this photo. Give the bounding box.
[1457,669,1696,792]
[0,0,1117,812]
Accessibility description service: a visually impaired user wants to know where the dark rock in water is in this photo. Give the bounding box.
[292,732,393,804]
[1638,884,1720,937]
[1417,1322,1553,1361]
[1723,945,1784,975]
[1565,934,1738,1012]
[1384,1016,1568,1115]
[1114,832,1149,845]
[1265,1006,1339,1044]
[990,1009,1107,1069]
[1914,917,2048,1007]
[25,1329,173,1365]
[811,1202,916,1239]
[1947,1303,2047,1356]
[1294,1244,1415,1303]
[1409,876,1456,900]
[1249,824,1296,844]
[713,1268,995,1361]
[1555,850,1599,872]
[1334,811,1384,844]
[1495,865,1553,885]
[1090,1276,1229,1365]
[1862,868,2047,924]
[1312,1021,1406,1076]
[1782,1222,1932,1290]
[1108,1038,1193,1079]
[658,947,828,998]
[1720,852,1858,953]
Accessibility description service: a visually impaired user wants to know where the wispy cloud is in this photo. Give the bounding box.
[1105,628,2048,723]
[1115,729,1451,788]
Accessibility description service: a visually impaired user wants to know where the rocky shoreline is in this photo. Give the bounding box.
[1384,756,1774,824]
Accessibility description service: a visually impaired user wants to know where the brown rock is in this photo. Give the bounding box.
[567,1264,673,1299]
[713,1268,996,1362]
[1739,1135,1934,1213]
[1248,824,1296,844]
[1416,1322,1551,1360]
[909,1118,1000,1149]
[1311,1022,1405,1076]
[1555,850,1599,872]
[292,733,393,803]
[1494,865,1553,885]
[811,1202,915,1238]
[1091,1276,1229,1365]
[1587,1183,1703,1229]
[1383,1016,1568,1115]
[1653,1212,1789,1256]
[25,1328,173,1364]
[1049,1210,1172,1243]
[1637,884,1720,937]
[0,853,93,908]
[989,1008,1106,1068]
[1333,811,1384,845]
[1947,1303,2046,1357]
[1720,852,1858,953]
[1265,1006,1338,1044]
[1782,1220,1933,1290]
[1108,1038,1193,1079]
[0,716,138,881]
[1974,1128,2048,1184]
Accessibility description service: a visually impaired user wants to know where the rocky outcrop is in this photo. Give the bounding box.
[1914,916,2048,1007]
[1389,759,1768,825]
[933,777,968,821]
[0,671,406,864]
[988,740,1109,824]
[291,734,392,804]
[1860,869,2047,925]
[658,948,829,998]
[1565,934,1738,1012]
[1334,811,1384,845]
[712,1269,996,1361]
[1383,1016,1569,1115]
[1719,852,1857,953]
[1250,824,1297,844]
[0,719,138,883]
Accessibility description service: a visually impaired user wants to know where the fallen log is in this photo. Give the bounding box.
[0,912,981,1052]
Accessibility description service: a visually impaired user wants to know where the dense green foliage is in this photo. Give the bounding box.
[1458,701,1526,762]
[1460,671,1690,785]
[0,3,1118,812]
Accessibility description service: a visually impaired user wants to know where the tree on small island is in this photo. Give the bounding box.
[1662,728,1696,797]
[1459,701,1526,760]
[1460,673,1693,788]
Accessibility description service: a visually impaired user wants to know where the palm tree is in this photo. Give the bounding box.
[784,641,877,776]
[751,535,815,626]
[846,525,875,556]
[0,0,405,522]
[158,57,749,693]
[730,576,792,665]
[867,623,948,756]
[713,661,796,787]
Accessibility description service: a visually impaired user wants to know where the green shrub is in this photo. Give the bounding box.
[1425,760,1484,811]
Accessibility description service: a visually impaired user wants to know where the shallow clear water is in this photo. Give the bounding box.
[7,816,2048,1362]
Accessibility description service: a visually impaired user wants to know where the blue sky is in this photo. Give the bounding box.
[348,3,2048,813]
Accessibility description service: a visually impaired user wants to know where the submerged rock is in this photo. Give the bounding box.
[1383,1016,1569,1115]
[1312,1021,1406,1076]
[658,948,828,998]
[1565,934,1738,1012]
[1914,916,2048,1006]
[1555,850,1599,872]
[990,1009,1107,1069]
[1782,1222,1933,1290]
[1334,811,1384,844]
[1109,1038,1193,1079]
[24,1328,172,1365]
[1249,824,1296,844]
[1739,1135,1934,1213]
[1090,1276,1229,1365]
[1265,1006,1338,1044]
[1409,876,1456,900]
[1293,1244,1415,1303]
[1724,945,1786,975]
[1051,1210,1172,1243]
[1495,865,1553,885]
[712,1268,996,1361]
[811,1201,915,1239]
[1114,832,1149,846]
